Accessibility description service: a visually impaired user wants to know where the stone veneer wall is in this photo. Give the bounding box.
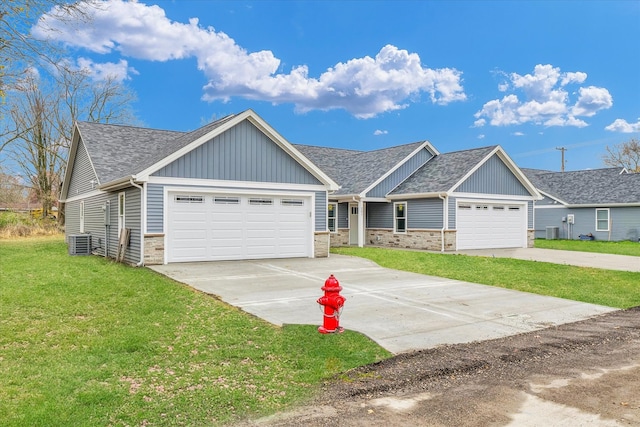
[329,229,350,247]
[365,228,458,251]
[314,232,330,258]
[527,230,535,248]
[144,234,165,265]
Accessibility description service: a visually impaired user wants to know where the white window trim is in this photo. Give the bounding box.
[118,192,126,237]
[79,201,85,233]
[327,202,337,233]
[595,208,610,232]
[394,201,407,234]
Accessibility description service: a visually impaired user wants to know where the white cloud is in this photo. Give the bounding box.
[373,129,388,136]
[75,57,137,81]
[477,134,485,139]
[34,0,466,118]
[605,118,640,133]
[512,132,524,136]
[474,64,612,128]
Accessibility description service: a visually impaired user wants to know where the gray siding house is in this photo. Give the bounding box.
[61,109,541,265]
[60,110,339,265]
[523,168,640,242]
[296,143,541,252]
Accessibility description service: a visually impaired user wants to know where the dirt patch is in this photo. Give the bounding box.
[244,306,640,426]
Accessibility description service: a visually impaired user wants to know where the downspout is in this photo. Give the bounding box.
[129,178,145,267]
[439,194,447,252]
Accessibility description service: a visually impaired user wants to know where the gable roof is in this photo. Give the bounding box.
[294,141,435,196]
[62,110,339,198]
[391,146,497,195]
[522,167,640,206]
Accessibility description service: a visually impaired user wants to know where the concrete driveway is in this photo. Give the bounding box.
[149,255,616,354]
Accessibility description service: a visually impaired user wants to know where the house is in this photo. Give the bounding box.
[523,168,640,242]
[60,109,541,265]
[295,142,540,252]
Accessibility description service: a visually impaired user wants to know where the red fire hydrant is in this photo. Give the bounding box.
[317,274,346,334]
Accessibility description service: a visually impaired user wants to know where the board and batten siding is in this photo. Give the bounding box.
[152,120,321,185]
[455,154,530,196]
[67,139,98,197]
[147,183,326,232]
[367,148,434,198]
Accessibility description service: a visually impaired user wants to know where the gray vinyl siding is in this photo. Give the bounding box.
[147,184,164,233]
[65,188,142,264]
[315,191,327,231]
[535,206,640,241]
[153,120,321,185]
[67,139,98,197]
[407,198,443,229]
[147,183,325,233]
[367,202,393,228]
[528,201,534,229]
[338,203,349,229]
[455,154,530,196]
[367,148,434,198]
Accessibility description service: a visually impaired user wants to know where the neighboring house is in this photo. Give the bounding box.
[296,143,540,252]
[523,168,640,242]
[61,109,541,265]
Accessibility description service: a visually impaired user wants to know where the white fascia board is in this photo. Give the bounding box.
[164,186,317,198]
[361,197,390,203]
[537,202,640,208]
[98,175,136,192]
[360,140,438,197]
[452,192,538,201]
[386,192,447,200]
[538,190,569,205]
[147,176,328,192]
[448,146,542,199]
[61,189,106,203]
[60,124,101,200]
[455,197,527,206]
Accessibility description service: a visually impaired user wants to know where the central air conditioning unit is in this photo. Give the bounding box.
[69,234,91,256]
[546,226,559,240]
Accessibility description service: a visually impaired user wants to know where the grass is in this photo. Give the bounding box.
[332,247,640,309]
[0,211,61,238]
[535,238,640,257]
[0,237,390,426]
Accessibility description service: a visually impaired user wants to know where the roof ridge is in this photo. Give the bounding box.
[77,121,184,134]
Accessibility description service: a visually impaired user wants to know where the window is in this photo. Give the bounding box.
[214,196,240,205]
[394,202,407,233]
[118,192,125,237]
[249,198,273,206]
[328,203,337,232]
[175,195,204,203]
[79,201,85,233]
[281,199,304,206]
[596,208,610,231]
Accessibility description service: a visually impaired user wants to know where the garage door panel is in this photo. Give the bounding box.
[167,193,312,262]
[457,202,526,250]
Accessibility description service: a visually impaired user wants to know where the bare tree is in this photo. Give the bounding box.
[602,138,640,173]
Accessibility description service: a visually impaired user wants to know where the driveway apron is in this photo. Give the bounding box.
[149,255,616,354]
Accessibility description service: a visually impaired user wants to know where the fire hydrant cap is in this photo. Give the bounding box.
[322,274,342,291]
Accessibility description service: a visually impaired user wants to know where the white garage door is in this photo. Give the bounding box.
[456,202,526,250]
[167,192,312,263]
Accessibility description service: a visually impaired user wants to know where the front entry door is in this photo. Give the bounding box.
[349,203,359,245]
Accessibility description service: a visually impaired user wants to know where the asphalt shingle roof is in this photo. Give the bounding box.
[391,146,496,194]
[522,167,640,205]
[76,114,235,184]
[294,141,425,195]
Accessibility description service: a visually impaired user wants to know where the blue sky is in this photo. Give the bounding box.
[34,0,640,171]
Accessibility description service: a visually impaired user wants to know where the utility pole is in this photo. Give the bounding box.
[556,147,567,172]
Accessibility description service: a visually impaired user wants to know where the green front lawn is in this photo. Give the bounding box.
[535,238,640,257]
[332,247,640,309]
[0,237,389,426]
